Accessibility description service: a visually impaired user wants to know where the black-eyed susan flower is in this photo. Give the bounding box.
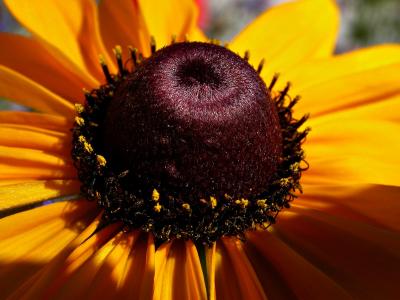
[0,0,399,299]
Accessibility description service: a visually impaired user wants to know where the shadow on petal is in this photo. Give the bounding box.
[0,200,99,299]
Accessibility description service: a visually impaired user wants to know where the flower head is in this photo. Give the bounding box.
[0,0,399,299]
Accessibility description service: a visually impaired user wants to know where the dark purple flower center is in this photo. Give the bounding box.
[102,42,282,199]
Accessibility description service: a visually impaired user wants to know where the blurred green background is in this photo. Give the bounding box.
[1,0,399,109]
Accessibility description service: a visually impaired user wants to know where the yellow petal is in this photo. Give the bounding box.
[205,243,216,300]
[304,96,400,186]
[0,111,71,133]
[0,33,98,102]
[273,205,400,299]
[300,183,400,233]
[244,231,351,299]
[84,232,155,300]
[0,165,75,180]
[117,233,155,300]
[0,180,80,213]
[231,0,339,79]
[0,146,72,167]
[138,0,206,49]
[0,66,74,116]
[85,232,138,299]
[8,211,104,299]
[99,0,150,57]
[154,240,207,300]
[46,229,124,299]
[0,180,30,187]
[0,200,97,299]
[288,46,400,117]
[212,237,267,300]
[0,146,76,179]
[4,0,114,81]
[34,223,121,299]
[0,125,70,154]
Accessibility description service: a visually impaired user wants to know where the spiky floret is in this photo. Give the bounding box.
[71,40,309,245]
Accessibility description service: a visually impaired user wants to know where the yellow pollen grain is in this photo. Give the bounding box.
[182,203,191,211]
[257,199,267,208]
[152,189,160,202]
[235,198,249,208]
[96,155,107,167]
[113,45,122,58]
[98,54,106,65]
[290,163,300,172]
[280,178,290,186]
[75,116,85,126]
[210,196,217,209]
[78,135,86,143]
[84,142,93,153]
[224,193,232,200]
[79,136,93,153]
[74,103,84,114]
[153,203,162,213]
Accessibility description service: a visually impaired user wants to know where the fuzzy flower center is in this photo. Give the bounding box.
[71,40,308,244]
[102,42,282,200]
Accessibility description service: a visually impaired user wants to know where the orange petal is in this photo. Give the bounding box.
[0,200,98,299]
[0,180,31,187]
[4,0,113,81]
[273,205,400,299]
[154,240,207,300]
[210,237,267,300]
[231,0,339,79]
[43,228,124,299]
[0,180,80,213]
[0,125,70,154]
[99,0,150,58]
[35,223,121,299]
[205,243,216,300]
[114,233,155,300]
[85,232,138,300]
[7,211,104,299]
[0,111,71,133]
[138,0,206,49]
[288,45,400,117]
[0,146,76,179]
[0,33,98,102]
[84,232,155,300]
[0,165,75,180]
[0,66,74,116]
[299,183,400,233]
[244,231,351,299]
[0,146,72,167]
[304,96,400,186]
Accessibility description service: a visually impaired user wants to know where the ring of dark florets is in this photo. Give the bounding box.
[71,41,309,245]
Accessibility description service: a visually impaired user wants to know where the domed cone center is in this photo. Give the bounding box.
[102,42,282,200]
